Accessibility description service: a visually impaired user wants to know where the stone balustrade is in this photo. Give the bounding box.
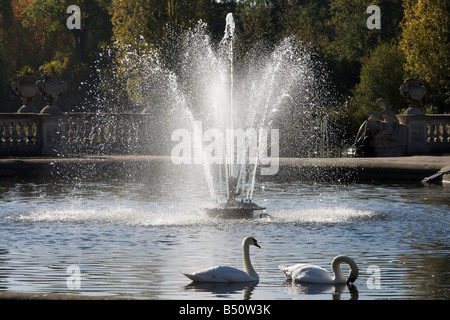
[426,115,450,145]
[0,113,170,157]
[65,113,143,155]
[2,112,449,158]
[0,114,42,156]
[397,114,450,155]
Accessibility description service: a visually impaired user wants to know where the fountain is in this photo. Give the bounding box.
[88,13,333,219]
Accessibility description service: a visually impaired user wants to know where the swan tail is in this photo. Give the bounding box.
[180,272,196,282]
[278,265,292,280]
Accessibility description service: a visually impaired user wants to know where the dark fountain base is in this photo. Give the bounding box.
[204,199,268,219]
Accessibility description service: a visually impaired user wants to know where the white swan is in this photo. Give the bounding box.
[279,255,359,284]
[182,236,261,282]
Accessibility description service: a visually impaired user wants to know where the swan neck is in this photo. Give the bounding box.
[243,242,257,278]
[331,256,357,282]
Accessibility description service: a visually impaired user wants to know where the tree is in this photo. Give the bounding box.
[270,0,332,50]
[350,41,406,127]
[400,0,450,112]
[24,0,112,64]
[110,0,209,50]
[329,0,374,62]
[326,0,403,94]
[110,0,210,79]
[329,0,403,61]
[16,0,113,111]
[0,1,14,110]
[0,0,54,111]
[234,0,276,52]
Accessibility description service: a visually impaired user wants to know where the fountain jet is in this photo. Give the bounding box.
[203,13,267,219]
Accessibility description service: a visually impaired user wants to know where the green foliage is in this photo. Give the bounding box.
[350,41,406,126]
[17,65,36,77]
[24,0,112,63]
[0,0,448,128]
[16,0,113,110]
[325,0,404,97]
[110,0,210,78]
[39,58,67,77]
[279,0,332,50]
[400,0,450,112]
[329,0,370,62]
[110,0,209,50]
[234,0,275,45]
[329,0,403,60]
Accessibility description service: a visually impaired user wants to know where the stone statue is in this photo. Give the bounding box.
[353,78,428,157]
[368,98,399,124]
[362,98,407,156]
[368,98,399,134]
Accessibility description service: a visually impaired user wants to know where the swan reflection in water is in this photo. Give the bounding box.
[184,281,258,300]
[284,282,359,300]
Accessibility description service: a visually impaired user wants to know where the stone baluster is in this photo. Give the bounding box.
[114,119,124,152]
[83,120,91,146]
[443,123,449,143]
[437,123,443,143]
[109,118,117,145]
[98,122,106,144]
[23,121,30,145]
[73,120,81,145]
[17,121,26,145]
[73,119,83,154]
[22,121,32,145]
[10,122,20,147]
[5,122,11,146]
[428,122,435,143]
[0,122,6,146]
[91,122,99,146]
[105,121,112,143]
[65,119,74,154]
[66,120,73,144]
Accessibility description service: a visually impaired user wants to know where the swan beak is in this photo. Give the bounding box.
[254,241,261,248]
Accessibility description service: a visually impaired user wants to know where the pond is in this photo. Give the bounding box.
[0,174,449,300]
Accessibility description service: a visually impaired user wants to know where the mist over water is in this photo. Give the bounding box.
[83,19,339,204]
[10,200,376,227]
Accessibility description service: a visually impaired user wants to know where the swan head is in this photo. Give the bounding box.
[243,236,261,248]
[346,266,359,284]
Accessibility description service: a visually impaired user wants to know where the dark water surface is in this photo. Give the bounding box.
[0,175,449,300]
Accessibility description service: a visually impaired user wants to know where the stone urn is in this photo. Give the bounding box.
[36,76,68,115]
[11,75,40,113]
[399,78,426,115]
